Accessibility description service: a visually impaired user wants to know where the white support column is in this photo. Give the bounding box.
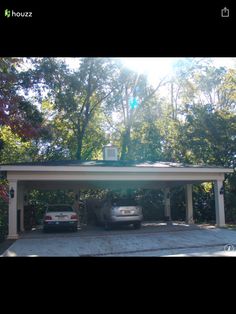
[7,180,19,239]
[214,180,225,227]
[17,183,24,232]
[186,184,194,224]
[164,187,171,220]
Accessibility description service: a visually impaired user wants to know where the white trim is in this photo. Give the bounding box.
[7,171,226,181]
[0,165,233,173]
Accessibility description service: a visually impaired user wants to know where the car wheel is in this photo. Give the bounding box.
[133,222,141,229]
[73,226,78,232]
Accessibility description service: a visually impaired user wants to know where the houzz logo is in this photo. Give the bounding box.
[4,8,32,18]
[5,9,10,17]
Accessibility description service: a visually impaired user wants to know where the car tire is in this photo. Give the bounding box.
[133,222,141,229]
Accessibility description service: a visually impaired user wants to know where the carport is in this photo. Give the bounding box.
[0,160,233,239]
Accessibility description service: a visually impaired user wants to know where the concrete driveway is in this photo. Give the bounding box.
[1,222,236,256]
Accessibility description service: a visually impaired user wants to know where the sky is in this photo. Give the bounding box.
[121,57,236,86]
[65,57,236,87]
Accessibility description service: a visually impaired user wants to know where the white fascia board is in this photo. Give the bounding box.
[0,165,233,173]
[7,171,226,182]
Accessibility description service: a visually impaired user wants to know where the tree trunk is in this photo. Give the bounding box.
[126,127,131,159]
[120,132,126,160]
[76,135,83,160]
[120,127,131,160]
[76,110,90,160]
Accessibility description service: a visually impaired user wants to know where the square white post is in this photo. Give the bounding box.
[17,183,24,232]
[164,187,171,220]
[214,180,225,227]
[186,184,194,224]
[7,180,19,239]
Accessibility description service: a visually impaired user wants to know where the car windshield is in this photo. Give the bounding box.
[47,205,73,212]
[112,199,137,206]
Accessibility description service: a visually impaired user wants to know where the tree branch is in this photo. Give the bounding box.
[103,110,122,134]
[89,87,116,115]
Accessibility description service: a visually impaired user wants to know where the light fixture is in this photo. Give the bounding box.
[9,187,15,198]
[220,186,224,195]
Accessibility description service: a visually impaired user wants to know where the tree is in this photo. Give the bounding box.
[34,58,119,160]
[0,58,44,144]
[160,61,236,223]
[0,58,49,210]
[104,67,166,160]
[179,104,236,166]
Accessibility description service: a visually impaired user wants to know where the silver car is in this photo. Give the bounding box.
[96,198,143,230]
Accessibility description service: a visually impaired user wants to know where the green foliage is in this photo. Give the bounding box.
[105,67,153,160]
[34,58,120,160]
[0,57,44,141]
[170,187,186,221]
[136,190,165,220]
[193,184,215,223]
[131,122,163,161]
[0,126,33,163]
[179,105,236,166]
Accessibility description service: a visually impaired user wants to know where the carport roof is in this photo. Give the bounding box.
[0,160,233,191]
[0,159,233,169]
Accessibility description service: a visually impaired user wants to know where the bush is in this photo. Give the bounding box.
[170,186,186,221]
[193,184,215,223]
[0,206,8,242]
[136,189,165,221]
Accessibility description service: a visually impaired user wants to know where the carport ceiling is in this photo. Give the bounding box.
[22,180,206,190]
